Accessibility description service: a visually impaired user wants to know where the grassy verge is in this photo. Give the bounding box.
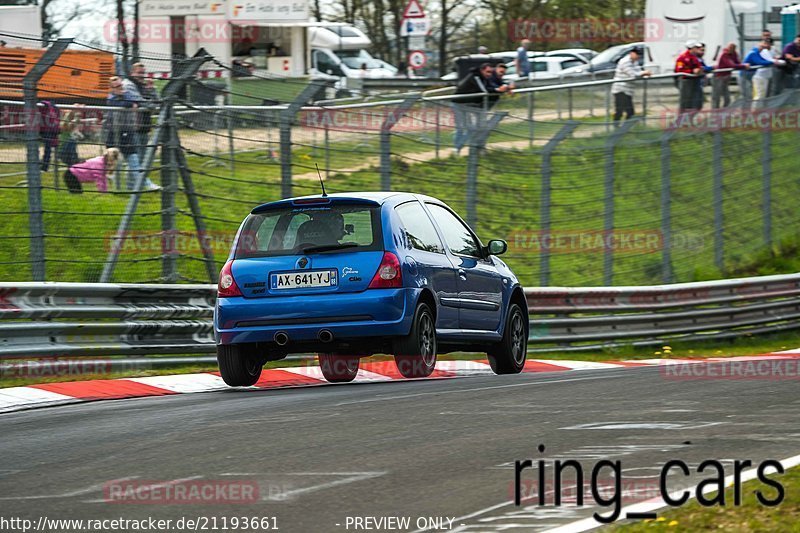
[613,466,799,531]
[2,330,796,389]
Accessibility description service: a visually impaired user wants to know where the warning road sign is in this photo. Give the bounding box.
[402,0,425,18]
[408,50,427,69]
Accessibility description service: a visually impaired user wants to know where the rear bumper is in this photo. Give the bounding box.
[214,288,416,345]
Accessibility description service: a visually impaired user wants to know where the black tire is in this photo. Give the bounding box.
[318,353,359,383]
[217,344,262,386]
[394,303,437,378]
[487,303,527,374]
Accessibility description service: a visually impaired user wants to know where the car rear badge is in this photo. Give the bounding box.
[298,257,309,269]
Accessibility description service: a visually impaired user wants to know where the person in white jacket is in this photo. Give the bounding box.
[611,48,651,126]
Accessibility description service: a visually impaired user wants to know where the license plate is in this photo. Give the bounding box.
[271,269,338,290]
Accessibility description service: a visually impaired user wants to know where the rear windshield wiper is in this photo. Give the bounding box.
[299,243,361,254]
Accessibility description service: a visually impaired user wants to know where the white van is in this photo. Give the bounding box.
[308,25,397,80]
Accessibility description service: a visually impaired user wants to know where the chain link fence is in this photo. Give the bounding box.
[2,32,799,287]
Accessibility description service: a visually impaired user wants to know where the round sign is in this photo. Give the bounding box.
[408,50,427,69]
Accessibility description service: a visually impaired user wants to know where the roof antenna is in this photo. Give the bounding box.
[316,163,328,197]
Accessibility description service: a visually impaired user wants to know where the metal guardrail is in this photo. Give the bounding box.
[0,283,215,358]
[2,273,799,359]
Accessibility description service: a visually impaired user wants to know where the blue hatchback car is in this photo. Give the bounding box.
[214,192,528,385]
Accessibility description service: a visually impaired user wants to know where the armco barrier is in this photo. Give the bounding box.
[2,273,800,358]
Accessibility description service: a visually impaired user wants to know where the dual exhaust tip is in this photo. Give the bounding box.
[274,329,333,346]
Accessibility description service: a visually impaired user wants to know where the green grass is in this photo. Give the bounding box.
[613,466,800,532]
[0,116,798,285]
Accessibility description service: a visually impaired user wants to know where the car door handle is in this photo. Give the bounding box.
[458,268,467,280]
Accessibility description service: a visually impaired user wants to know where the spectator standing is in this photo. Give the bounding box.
[63,147,120,194]
[675,41,704,112]
[611,47,651,126]
[38,100,60,172]
[124,62,159,159]
[515,39,531,79]
[712,43,747,108]
[478,45,488,54]
[781,34,800,91]
[744,40,781,106]
[57,104,84,168]
[762,30,782,95]
[695,43,714,108]
[106,76,159,191]
[452,63,496,154]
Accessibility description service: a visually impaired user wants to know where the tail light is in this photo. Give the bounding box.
[218,260,243,297]
[368,252,403,289]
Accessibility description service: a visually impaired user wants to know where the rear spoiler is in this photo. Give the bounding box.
[251,197,381,214]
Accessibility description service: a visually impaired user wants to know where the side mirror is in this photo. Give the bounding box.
[344,223,354,235]
[487,239,507,256]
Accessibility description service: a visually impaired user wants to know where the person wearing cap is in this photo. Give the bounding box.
[675,40,705,112]
[611,47,651,126]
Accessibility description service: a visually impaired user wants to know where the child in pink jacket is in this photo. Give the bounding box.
[63,148,120,193]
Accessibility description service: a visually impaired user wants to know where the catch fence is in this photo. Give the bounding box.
[1,31,799,288]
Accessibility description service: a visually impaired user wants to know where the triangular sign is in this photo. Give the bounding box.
[402,0,425,18]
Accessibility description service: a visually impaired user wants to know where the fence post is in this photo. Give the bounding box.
[643,77,650,121]
[23,37,71,281]
[324,123,330,181]
[660,129,677,283]
[762,127,772,249]
[380,95,420,190]
[200,110,227,169]
[539,121,579,287]
[568,87,573,120]
[279,81,324,199]
[173,127,218,283]
[465,111,506,228]
[161,104,179,282]
[434,103,441,159]
[227,109,235,174]
[527,91,534,148]
[712,130,724,272]
[101,49,210,283]
[603,118,639,286]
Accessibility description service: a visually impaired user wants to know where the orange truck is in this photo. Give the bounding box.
[0,47,115,102]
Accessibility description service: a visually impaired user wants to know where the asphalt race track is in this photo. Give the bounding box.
[1,366,799,532]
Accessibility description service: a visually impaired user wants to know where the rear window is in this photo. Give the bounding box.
[235,204,382,258]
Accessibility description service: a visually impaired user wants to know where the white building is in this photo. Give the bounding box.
[138,0,312,77]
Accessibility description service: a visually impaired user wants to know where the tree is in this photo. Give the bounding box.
[435,0,479,76]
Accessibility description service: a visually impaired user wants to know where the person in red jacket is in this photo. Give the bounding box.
[675,41,704,112]
[713,43,748,108]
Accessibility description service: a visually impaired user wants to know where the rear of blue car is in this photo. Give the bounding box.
[214,196,423,385]
[214,193,527,386]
